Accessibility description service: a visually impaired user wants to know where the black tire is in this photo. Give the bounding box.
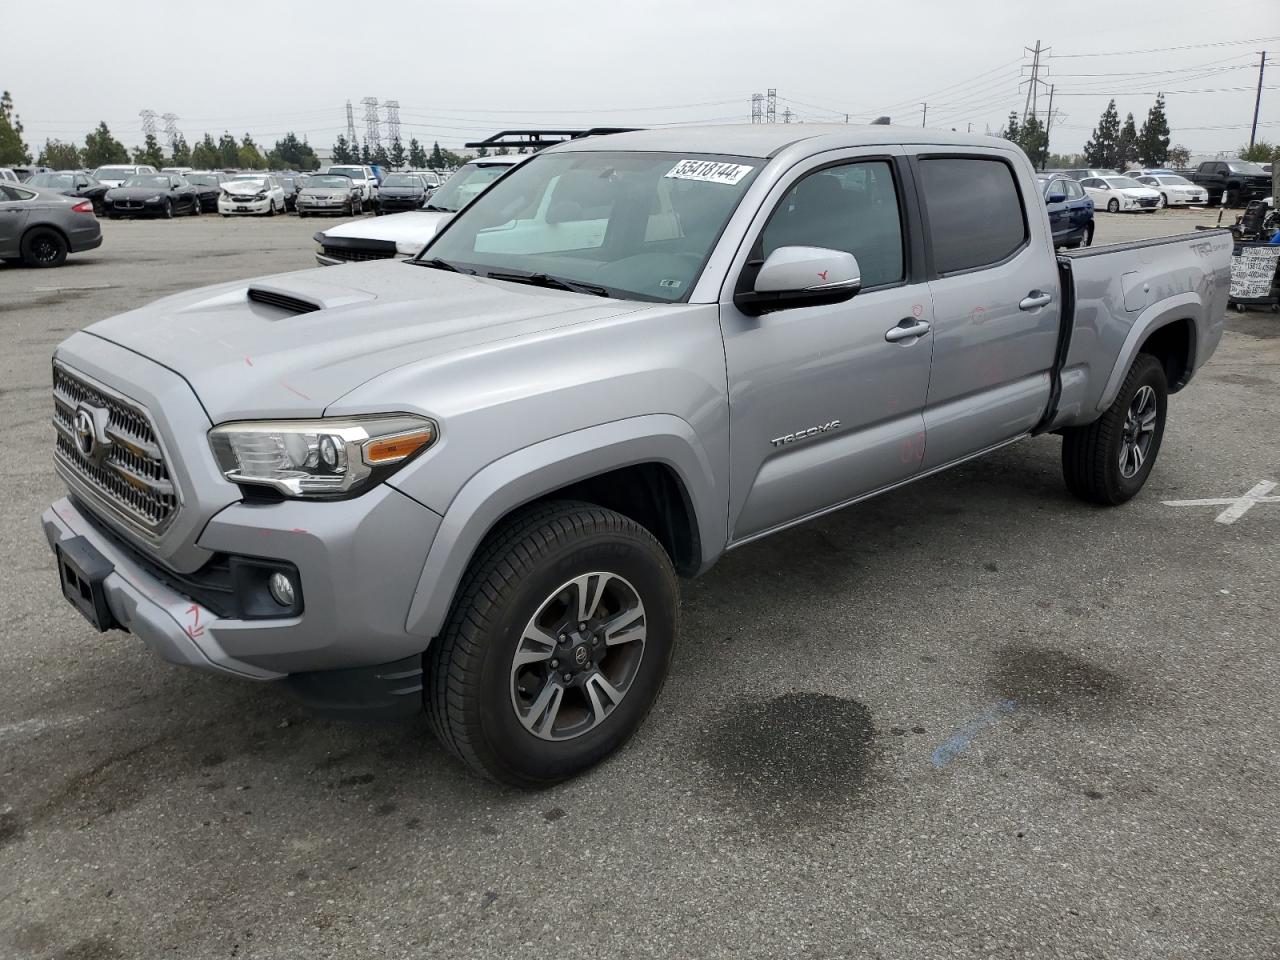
[20,227,68,268]
[162,200,173,219]
[1224,188,1240,208]
[1061,353,1168,506]
[1107,198,1120,213]
[1082,223,1094,247]
[1159,193,1168,208]
[189,196,200,216]
[425,500,679,786]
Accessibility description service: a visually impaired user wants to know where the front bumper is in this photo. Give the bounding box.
[43,484,443,679]
[377,198,425,213]
[218,197,271,215]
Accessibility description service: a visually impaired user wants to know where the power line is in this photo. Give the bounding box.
[1049,35,1280,58]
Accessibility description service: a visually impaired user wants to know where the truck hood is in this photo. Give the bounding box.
[83,260,643,422]
[321,210,451,250]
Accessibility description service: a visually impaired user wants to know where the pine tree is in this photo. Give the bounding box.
[1017,114,1048,170]
[217,132,240,168]
[237,134,264,169]
[1002,111,1020,143]
[1116,113,1139,169]
[359,141,372,165]
[429,141,445,169]
[1083,99,1121,170]
[0,90,32,165]
[388,139,406,170]
[190,134,219,169]
[331,135,351,164]
[132,133,165,167]
[1167,144,1191,169]
[372,143,390,167]
[83,122,129,167]
[169,135,192,167]
[1137,94,1171,166]
[37,139,82,169]
[407,137,426,168]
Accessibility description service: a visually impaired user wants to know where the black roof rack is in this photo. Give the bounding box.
[463,128,640,150]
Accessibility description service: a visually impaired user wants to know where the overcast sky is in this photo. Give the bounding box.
[7,0,1277,159]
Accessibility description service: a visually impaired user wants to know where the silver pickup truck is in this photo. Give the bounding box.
[41,126,1231,785]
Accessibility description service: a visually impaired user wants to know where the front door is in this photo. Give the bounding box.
[0,185,31,258]
[720,151,935,542]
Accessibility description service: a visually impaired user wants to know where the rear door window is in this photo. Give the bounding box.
[918,157,1027,275]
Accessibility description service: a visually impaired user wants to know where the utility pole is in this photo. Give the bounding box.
[921,103,927,127]
[345,100,358,147]
[782,107,794,124]
[1042,84,1056,170]
[361,96,381,153]
[1250,51,1266,148]
[751,93,763,124]
[766,89,777,124]
[139,109,157,139]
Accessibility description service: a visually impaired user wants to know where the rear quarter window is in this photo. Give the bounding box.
[919,157,1028,275]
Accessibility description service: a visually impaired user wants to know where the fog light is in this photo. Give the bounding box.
[268,571,296,607]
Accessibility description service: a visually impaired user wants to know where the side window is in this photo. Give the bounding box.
[919,157,1027,275]
[760,159,904,288]
[1067,181,1084,199]
[1,185,35,201]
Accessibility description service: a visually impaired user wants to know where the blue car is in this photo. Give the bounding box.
[1038,174,1094,249]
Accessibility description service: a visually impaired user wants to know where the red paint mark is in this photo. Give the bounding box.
[911,303,924,318]
[817,270,829,281]
[899,431,926,465]
[969,305,990,325]
[184,603,205,639]
[280,382,313,402]
[291,527,307,534]
[244,356,254,366]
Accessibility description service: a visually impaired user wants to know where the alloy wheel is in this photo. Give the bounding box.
[510,572,647,742]
[30,235,61,264]
[1118,384,1158,479]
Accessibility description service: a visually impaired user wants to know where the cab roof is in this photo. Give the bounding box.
[548,123,1011,159]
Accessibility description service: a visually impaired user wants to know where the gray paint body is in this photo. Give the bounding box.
[41,125,1231,682]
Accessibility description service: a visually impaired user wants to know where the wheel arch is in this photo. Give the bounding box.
[1097,294,1202,411]
[401,415,725,640]
[22,220,71,251]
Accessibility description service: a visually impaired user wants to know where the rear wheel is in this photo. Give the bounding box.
[1061,353,1167,505]
[425,501,678,786]
[20,228,68,268]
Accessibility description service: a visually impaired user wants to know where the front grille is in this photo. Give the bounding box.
[321,245,395,262]
[52,364,179,537]
[1137,198,1158,207]
[230,195,259,203]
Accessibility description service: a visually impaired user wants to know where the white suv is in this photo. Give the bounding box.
[321,164,379,205]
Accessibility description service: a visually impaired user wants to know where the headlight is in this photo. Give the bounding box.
[255,191,268,200]
[209,415,437,498]
[146,194,163,202]
[220,190,231,200]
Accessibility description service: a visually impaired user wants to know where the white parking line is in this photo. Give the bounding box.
[32,284,115,292]
[1163,481,1280,524]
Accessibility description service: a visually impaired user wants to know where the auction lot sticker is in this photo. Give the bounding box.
[665,159,754,185]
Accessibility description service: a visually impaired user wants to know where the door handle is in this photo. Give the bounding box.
[1019,291,1053,310]
[885,318,931,343]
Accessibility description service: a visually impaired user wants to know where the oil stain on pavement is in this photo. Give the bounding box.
[697,692,878,824]
[988,644,1136,718]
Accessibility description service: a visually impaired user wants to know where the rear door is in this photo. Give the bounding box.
[911,150,1060,469]
[0,185,31,257]
[721,149,936,541]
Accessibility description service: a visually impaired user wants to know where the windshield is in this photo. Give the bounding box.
[228,178,267,188]
[422,151,762,303]
[327,167,365,179]
[123,175,172,188]
[30,174,76,189]
[382,174,421,187]
[304,176,350,189]
[187,174,220,186]
[1227,162,1266,174]
[1105,177,1144,189]
[1156,175,1192,185]
[426,162,517,212]
[93,167,135,179]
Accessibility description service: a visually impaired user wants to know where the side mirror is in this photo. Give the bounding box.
[1048,192,1067,204]
[734,246,862,316]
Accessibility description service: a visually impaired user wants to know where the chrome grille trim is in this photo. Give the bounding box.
[52,362,181,540]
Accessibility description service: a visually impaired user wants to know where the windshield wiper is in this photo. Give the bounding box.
[423,204,453,212]
[485,271,611,298]
[416,257,472,274]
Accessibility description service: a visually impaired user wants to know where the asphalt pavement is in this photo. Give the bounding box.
[1,206,1277,960]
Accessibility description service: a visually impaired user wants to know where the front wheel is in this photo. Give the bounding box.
[1107,199,1120,213]
[425,501,678,786]
[1159,193,1168,208]
[1061,353,1168,505]
[162,200,173,219]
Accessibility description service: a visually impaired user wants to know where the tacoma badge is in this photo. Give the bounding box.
[770,420,841,447]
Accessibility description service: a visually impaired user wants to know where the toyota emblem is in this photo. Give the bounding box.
[573,645,589,667]
[74,408,96,458]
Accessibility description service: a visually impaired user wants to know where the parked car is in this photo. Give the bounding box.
[217,175,288,216]
[184,171,231,212]
[1187,159,1273,207]
[374,173,432,214]
[277,174,301,211]
[161,167,193,176]
[1037,174,1093,247]
[1080,175,1161,212]
[103,173,201,219]
[1132,174,1208,207]
[1062,168,1120,181]
[1124,168,1177,178]
[295,174,364,217]
[0,183,101,267]
[27,171,110,215]
[40,125,1232,785]
[314,155,523,264]
[91,164,158,188]
[0,168,18,183]
[320,164,379,205]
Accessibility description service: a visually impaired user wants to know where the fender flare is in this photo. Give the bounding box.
[401,414,724,640]
[1096,292,1201,412]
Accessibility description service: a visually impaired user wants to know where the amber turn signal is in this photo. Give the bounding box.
[363,428,435,465]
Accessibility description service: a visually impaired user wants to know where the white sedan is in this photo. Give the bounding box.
[1133,174,1208,207]
[217,175,288,216]
[1079,175,1162,213]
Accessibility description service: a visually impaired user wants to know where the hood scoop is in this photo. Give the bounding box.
[245,279,379,316]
